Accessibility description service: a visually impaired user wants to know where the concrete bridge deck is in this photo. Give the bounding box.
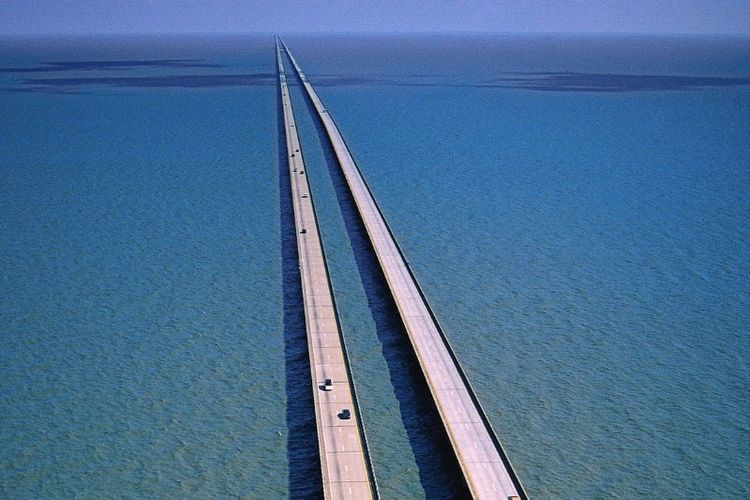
[276,38,377,500]
[281,38,527,500]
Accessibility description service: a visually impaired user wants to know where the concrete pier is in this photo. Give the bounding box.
[281,38,527,500]
[276,38,377,500]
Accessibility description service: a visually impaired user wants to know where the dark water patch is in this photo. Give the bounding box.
[4,73,275,93]
[0,86,83,94]
[299,72,750,92]
[287,52,469,498]
[0,59,223,73]
[485,72,750,92]
[310,75,395,87]
[277,67,323,497]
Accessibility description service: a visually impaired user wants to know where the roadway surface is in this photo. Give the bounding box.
[276,38,377,500]
[281,38,527,500]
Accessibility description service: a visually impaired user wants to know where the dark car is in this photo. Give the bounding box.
[339,408,351,420]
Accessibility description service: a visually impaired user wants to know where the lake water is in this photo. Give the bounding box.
[1,34,748,498]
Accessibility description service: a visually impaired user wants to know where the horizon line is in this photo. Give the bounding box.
[1,30,749,37]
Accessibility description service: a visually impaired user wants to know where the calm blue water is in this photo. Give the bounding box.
[1,34,749,498]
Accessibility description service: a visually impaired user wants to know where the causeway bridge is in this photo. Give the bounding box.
[279,37,527,500]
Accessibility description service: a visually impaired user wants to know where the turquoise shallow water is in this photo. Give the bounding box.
[0,38,289,497]
[2,34,749,497]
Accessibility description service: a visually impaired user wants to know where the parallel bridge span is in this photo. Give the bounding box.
[276,37,378,500]
[281,37,527,500]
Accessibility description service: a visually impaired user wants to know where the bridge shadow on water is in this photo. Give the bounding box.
[288,64,470,498]
[277,80,323,499]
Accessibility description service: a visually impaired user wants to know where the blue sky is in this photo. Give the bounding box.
[1,0,749,35]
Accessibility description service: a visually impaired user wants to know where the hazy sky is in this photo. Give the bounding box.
[1,0,749,35]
